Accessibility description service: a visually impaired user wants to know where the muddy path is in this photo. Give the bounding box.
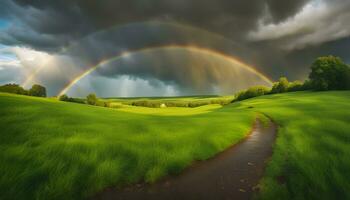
[92,119,277,200]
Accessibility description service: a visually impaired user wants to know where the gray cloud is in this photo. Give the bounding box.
[248,0,350,50]
[0,0,349,96]
[1,0,311,51]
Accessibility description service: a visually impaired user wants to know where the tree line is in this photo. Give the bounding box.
[0,83,46,97]
[233,56,350,102]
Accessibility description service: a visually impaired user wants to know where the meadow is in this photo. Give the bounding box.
[0,91,349,200]
[0,92,254,200]
[104,95,234,108]
[241,91,350,200]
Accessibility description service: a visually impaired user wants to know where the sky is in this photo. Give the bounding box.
[0,0,349,97]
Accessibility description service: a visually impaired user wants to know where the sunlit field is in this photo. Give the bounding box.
[116,104,223,116]
[1,91,350,200]
[104,95,234,108]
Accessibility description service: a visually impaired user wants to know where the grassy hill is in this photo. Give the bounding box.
[0,91,349,200]
[240,91,350,200]
[0,92,254,200]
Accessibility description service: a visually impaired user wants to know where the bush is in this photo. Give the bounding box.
[59,94,85,104]
[309,56,350,90]
[235,86,270,101]
[188,101,211,108]
[165,101,189,107]
[270,77,289,94]
[288,80,304,92]
[132,101,161,108]
[29,84,46,97]
[86,93,98,105]
[210,99,232,105]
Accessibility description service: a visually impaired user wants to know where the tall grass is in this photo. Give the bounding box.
[237,91,350,200]
[0,93,254,200]
[1,91,349,200]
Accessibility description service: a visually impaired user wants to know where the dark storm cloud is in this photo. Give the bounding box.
[265,0,309,22]
[1,0,310,51]
[1,0,350,96]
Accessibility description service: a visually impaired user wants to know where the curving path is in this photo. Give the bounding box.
[93,119,277,200]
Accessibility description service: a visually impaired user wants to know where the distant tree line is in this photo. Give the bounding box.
[0,83,46,97]
[58,93,232,108]
[59,93,111,107]
[57,55,350,108]
[130,98,232,108]
[233,55,350,102]
[58,94,85,104]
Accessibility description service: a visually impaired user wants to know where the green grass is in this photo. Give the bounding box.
[115,104,223,116]
[1,91,350,200]
[0,92,254,200]
[105,95,234,107]
[237,91,350,200]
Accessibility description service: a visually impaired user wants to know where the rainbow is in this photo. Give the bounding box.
[58,45,272,96]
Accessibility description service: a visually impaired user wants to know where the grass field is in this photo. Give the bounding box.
[240,91,350,200]
[0,92,254,200]
[104,95,234,108]
[1,91,349,200]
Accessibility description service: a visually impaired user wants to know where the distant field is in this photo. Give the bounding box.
[1,91,349,200]
[0,92,254,200]
[104,95,234,108]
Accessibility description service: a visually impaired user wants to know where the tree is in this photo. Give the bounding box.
[59,94,69,101]
[0,83,28,95]
[29,84,46,97]
[309,56,350,90]
[86,93,98,105]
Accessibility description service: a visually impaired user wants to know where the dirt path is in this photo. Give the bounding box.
[93,119,277,200]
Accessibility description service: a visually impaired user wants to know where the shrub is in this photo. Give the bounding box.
[210,99,232,105]
[188,101,211,108]
[86,93,98,105]
[235,85,270,101]
[29,84,46,97]
[167,101,190,107]
[309,56,350,90]
[96,101,111,107]
[270,77,289,94]
[59,94,69,101]
[302,80,312,90]
[132,101,161,108]
[288,80,304,92]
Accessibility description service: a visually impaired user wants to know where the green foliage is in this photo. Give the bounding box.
[29,84,46,97]
[309,55,350,90]
[86,93,98,105]
[270,77,289,94]
[127,97,232,108]
[95,100,111,107]
[59,94,69,101]
[0,83,28,95]
[235,85,271,101]
[287,80,304,92]
[0,83,49,98]
[132,100,161,108]
[59,94,85,104]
